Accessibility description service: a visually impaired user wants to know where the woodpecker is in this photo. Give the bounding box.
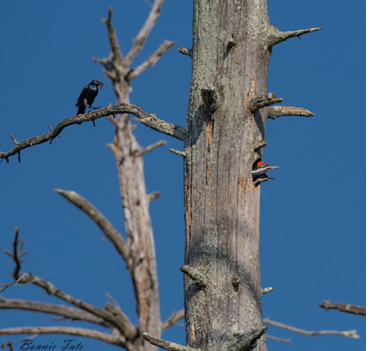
[253,174,275,186]
[252,160,278,186]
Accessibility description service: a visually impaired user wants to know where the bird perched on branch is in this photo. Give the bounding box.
[75,80,103,125]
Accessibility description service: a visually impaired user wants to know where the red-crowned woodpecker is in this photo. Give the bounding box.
[252,160,278,186]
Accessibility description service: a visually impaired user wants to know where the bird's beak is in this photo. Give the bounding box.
[99,82,104,90]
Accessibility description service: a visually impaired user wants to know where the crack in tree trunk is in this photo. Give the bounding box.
[183,1,274,350]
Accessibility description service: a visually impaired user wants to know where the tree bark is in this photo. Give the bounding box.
[112,85,162,350]
[183,2,274,350]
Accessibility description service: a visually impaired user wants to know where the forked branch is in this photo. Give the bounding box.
[127,41,176,81]
[4,229,137,341]
[123,0,167,67]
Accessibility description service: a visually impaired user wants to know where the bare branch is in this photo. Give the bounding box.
[0,327,126,347]
[13,273,137,340]
[263,318,359,339]
[147,192,161,203]
[54,189,131,268]
[127,41,175,81]
[268,26,322,47]
[9,134,19,145]
[141,333,195,351]
[123,0,167,67]
[137,140,167,156]
[179,266,207,288]
[102,6,122,65]
[319,300,366,316]
[5,229,135,335]
[0,103,183,163]
[93,7,124,81]
[261,287,273,295]
[161,309,184,331]
[6,228,25,280]
[0,297,109,327]
[1,341,14,351]
[265,335,291,344]
[267,106,314,119]
[253,140,268,151]
[105,293,120,308]
[132,115,186,141]
[169,148,186,157]
[0,274,28,293]
[249,93,283,114]
[178,46,192,57]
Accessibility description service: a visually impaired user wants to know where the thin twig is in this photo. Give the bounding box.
[138,140,167,156]
[265,335,291,344]
[102,7,122,65]
[161,309,184,331]
[178,46,192,57]
[123,0,167,67]
[9,134,19,145]
[261,287,273,295]
[263,318,359,339]
[319,300,366,316]
[127,41,175,81]
[169,148,186,157]
[0,274,28,293]
[1,341,14,351]
[147,192,161,203]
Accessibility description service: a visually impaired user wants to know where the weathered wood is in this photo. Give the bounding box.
[319,300,366,316]
[96,5,166,351]
[183,1,274,350]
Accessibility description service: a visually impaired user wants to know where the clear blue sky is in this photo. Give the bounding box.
[0,1,365,351]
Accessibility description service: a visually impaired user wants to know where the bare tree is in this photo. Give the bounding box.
[1,2,179,351]
[0,1,363,351]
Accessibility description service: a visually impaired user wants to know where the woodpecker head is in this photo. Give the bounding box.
[254,159,270,168]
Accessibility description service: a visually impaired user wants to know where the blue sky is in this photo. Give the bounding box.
[0,1,365,351]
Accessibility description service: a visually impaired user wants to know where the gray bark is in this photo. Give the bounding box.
[183,2,274,350]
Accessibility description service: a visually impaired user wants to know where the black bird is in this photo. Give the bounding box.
[75,80,103,125]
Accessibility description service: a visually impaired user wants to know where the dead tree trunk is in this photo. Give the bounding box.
[181,2,320,351]
[0,2,323,350]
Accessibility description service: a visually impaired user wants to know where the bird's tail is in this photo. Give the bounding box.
[76,105,86,115]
